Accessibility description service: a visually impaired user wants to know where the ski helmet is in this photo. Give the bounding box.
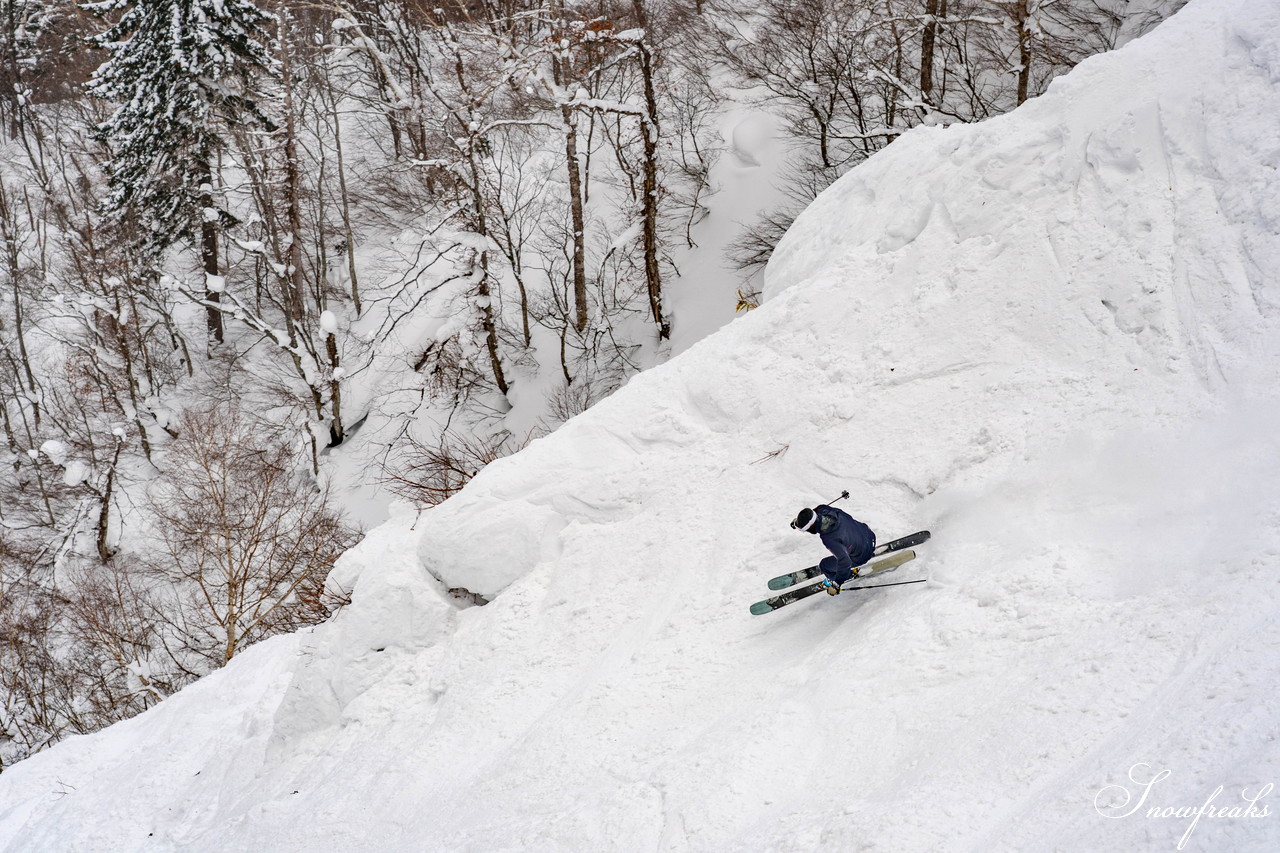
[790,507,819,532]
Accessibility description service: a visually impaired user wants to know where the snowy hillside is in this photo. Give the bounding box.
[3,0,1280,850]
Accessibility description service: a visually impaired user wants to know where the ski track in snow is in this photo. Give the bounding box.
[4,0,1280,851]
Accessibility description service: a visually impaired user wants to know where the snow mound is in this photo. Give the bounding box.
[3,1,1280,851]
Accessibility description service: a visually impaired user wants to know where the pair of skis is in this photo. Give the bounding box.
[750,531,930,616]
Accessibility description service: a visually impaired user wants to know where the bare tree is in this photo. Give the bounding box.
[715,0,1184,271]
[145,406,356,668]
[384,429,528,505]
[712,0,903,174]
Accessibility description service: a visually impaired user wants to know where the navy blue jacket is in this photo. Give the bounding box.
[813,505,876,584]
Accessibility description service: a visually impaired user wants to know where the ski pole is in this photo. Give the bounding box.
[842,578,928,592]
[826,490,850,506]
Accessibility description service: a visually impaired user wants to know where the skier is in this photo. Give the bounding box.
[790,505,877,595]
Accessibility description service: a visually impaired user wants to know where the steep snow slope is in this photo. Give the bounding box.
[4,0,1280,851]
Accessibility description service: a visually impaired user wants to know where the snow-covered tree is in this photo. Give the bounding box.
[0,0,47,134]
[85,0,278,344]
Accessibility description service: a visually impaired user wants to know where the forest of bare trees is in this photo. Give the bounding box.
[0,0,1180,769]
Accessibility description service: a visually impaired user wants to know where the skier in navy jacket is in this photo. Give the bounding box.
[791,505,876,595]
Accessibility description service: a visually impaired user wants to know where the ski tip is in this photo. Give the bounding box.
[766,579,790,591]
[873,549,915,570]
[750,601,774,616]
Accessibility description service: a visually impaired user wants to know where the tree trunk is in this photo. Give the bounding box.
[223,613,238,664]
[548,2,588,333]
[920,0,940,107]
[636,41,667,339]
[325,66,362,315]
[0,181,39,422]
[462,152,510,397]
[199,166,223,348]
[109,286,153,462]
[1015,1,1032,105]
[279,17,307,342]
[561,103,588,333]
[474,258,509,397]
[96,439,122,563]
[3,0,24,138]
[325,331,345,446]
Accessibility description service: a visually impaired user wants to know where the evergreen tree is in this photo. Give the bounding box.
[86,0,278,344]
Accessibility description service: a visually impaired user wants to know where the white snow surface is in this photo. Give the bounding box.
[4,1,1280,851]
[319,309,339,334]
[36,440,68,466]
[60,460,90,488]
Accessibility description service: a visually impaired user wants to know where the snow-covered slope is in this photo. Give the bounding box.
[4,0,1280,850]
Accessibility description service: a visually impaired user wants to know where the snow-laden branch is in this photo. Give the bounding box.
[323,8,412,109]
[177,282,310,363]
